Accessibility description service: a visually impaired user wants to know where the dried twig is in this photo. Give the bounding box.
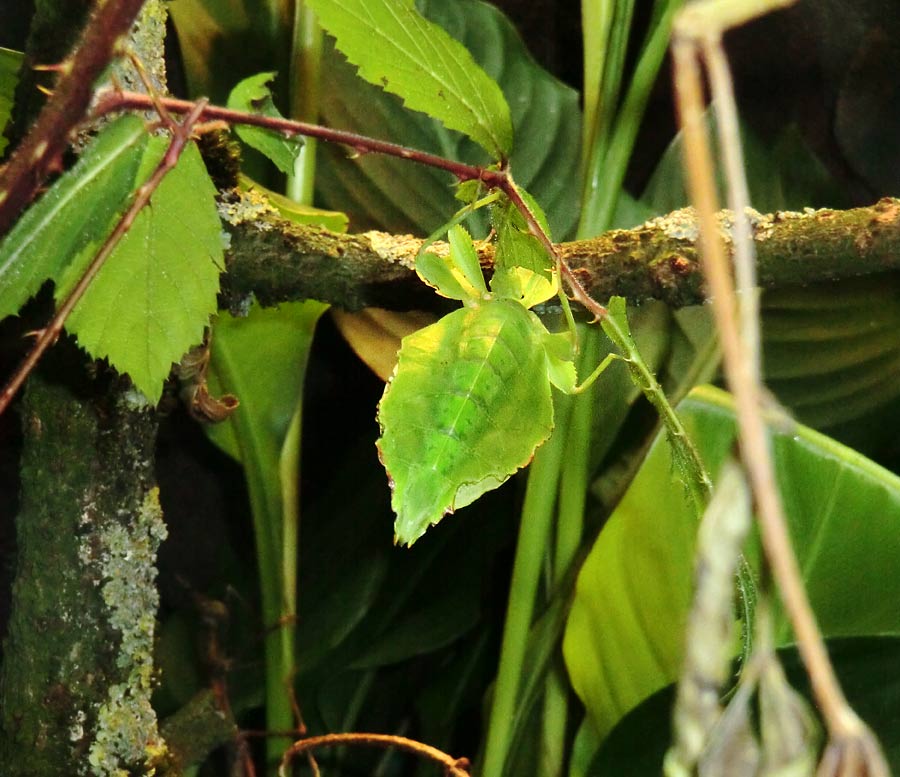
[277,733,470,777]
[671,2,889,774]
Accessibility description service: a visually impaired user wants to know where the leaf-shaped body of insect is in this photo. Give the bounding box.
[376,299,554,545]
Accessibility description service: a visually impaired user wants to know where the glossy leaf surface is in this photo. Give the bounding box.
[377,300,554,545]
[0,116,148,318]
[564,385,900,745]
[59,138,223,402]
[206,301,329,468]
[227,72,303,175]
[590,637,900,775]
[308,0,512,158]
[315,0,580,238]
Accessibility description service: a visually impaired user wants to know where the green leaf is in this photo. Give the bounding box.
[564,385,900,746]
[0,47,23,157]
[588,637,900,775]
[0,116,149,319]
[59,138,224,403]
[490,194,556,307]
[761,275,900,429]
[227,72,303,175]
[308,0,512,158]
[206,300,328,469]
[315,0,580,238]
[416,224,487,302]
[377,300,554,545]
[640,110,849,217]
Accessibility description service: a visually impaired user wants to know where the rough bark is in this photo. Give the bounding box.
[0,4,179,775]
[0,355,166,776]
[220,196,900,312]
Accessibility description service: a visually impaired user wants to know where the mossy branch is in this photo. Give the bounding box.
[220,196,900,312]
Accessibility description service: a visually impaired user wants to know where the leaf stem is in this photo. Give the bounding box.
[0,99,209,417]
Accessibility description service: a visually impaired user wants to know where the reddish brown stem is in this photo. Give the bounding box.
[93,91,613,322]
[0,0,149,236]
[0,100,209,417]
[94,90,506,186]
[278,733,470,777]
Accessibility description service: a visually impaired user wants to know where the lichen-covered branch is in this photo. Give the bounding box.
[221,196,900,312]
[0,355,166,776]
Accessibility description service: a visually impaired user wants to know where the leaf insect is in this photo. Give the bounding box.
[376,207,617,546]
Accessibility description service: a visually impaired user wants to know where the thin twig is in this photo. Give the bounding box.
[0,0,149,236]
[277,733,470,777]
[93,90,506,187]
[94,91,613,322]
[0,100,209,416]
[672,8,888,772]
[702,38,760,381]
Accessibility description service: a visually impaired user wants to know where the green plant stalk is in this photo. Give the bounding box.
[590,0,636,177]
[481,397,574,777]
[578,0,684,237]
[287,1,322,204]
[209,341,291,767]
[538,326,602,777]
[272,405,303,764]
[269,3,323,766]
[580,0,614,173]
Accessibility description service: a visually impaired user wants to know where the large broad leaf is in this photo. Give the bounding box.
[206,300,328,469]
[588,637,900,775]
[0,47,23,157]
[168,0,278,105]
[307,0,512,159]
[639,114,900,430]
[58,138,224,403]
[0,116,149,318]
[315,0,581,239]
[377,300,554,545]
[563,385,900,746]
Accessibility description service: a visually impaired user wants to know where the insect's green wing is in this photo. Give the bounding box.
[377,300,554,545]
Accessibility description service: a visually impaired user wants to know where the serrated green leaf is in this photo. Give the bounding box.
[227,72,303,175]
[0,47,23,157]
[315,0,580,237]
[60,139,224,403]
[308,0,512,158]
[377,300,554,545]
[0,115,149,318]
[563,385,900,746]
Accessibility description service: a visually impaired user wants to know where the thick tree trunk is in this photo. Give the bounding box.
[0,356,166,776]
